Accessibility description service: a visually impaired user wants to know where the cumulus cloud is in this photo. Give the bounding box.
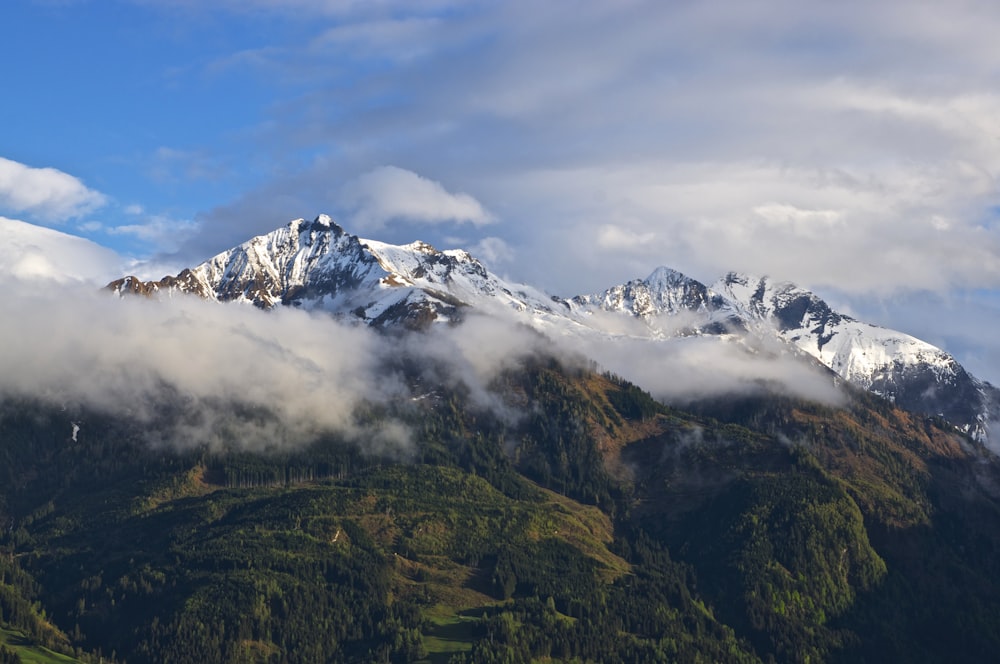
[340,166,494,230]
[162,0,1000,300]
[128,0,1000,309]
[597,224,658,252]
[0,216,123,284]
[13,0,1000,397]
[498,159,1000,297]
[0,157,106,222]
[51,0,995,304]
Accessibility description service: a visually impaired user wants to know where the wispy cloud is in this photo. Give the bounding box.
[469,236,514,268]
[148,147,230,184]
[309,16,443,63]
[106,213,200,253]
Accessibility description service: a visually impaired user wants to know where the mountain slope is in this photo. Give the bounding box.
[711,272,999,441]
[3,346,1000,663]
[574,267,999,442]
[108,215,998,444]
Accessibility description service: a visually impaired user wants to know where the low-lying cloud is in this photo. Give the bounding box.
[0,281,562,455]
[0,274,847,456]
[556,311,845,408]
[0,281,404,453]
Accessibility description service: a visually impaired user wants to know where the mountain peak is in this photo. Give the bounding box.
[572,265,722,323]
[402,240,439,254]
[287,215,348,237]
[643,266,698,290]
[109,214,562,328]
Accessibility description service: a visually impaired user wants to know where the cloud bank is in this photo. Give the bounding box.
[7,2,1000,390]
[0,283,402,453]
[0,273,847,457]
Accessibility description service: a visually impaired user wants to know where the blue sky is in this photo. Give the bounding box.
[3,0,1000,382]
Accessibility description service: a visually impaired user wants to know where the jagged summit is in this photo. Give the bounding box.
[571,265,723,320]
[109,216,562,328]
[645,265,696,287]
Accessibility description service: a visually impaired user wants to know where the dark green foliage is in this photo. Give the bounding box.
[0,644,20,664]
[604,372,665,421]
[498,361,629,512]
[1,355,1000,663]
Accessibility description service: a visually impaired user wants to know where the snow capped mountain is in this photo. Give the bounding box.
[110,215,566,328]
[0,216,123,284]
[573,267,998,441]
[712,272,951,386]
[569,266,740,337]
[572,266,715,316]
[108,215,999,443]
[709,272,998,439]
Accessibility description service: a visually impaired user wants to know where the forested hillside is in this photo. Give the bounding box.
[1,354,999,663]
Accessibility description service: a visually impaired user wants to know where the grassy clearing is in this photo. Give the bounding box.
[418,604,484,664]
[533,484,631,581]
[0,627,81,664]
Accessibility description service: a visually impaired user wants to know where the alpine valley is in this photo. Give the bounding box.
[2,215,1000,664]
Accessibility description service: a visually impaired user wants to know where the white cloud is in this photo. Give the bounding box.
[0,157,106,221]
[492,159,1000,296]
[0,216,123,284]
[576,333,845,408]
[310,17,442,63]
[142,1,1000,298]
[339,166,494,230]
[0,282,542,454]
[0,280,410,453]
[597,224,657,252]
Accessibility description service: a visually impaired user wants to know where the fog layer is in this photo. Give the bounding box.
[0,280,844,453]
